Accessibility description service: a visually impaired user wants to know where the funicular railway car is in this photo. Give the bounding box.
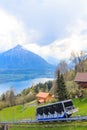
[36,99,77,121]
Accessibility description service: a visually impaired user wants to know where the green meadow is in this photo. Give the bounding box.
[0,105,36,121]
[73,98,87,116]
[9,122,87,130]
[0,98,87,121]
[0,98,87,130]
[9,125,87,130]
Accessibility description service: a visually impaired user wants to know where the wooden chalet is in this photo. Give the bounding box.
[74,72,87,89]
[36,92,52,103]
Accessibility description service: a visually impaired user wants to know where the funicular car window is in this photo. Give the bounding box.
[43,106,49,115]
[54,103,64,113]
[59,103,64,112]
[37,107,43,115]
[48,105,54,114]
[64,101,73,107]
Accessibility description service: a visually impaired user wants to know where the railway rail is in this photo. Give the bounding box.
[0,116,87,125]
[1,116,87,130]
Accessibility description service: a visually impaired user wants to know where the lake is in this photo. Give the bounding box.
[0,77,54,95]
[0,68,55,95]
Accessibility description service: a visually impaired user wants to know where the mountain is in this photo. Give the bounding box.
[0,45,54,69]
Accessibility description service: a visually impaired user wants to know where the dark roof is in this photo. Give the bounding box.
[74,72,87,82]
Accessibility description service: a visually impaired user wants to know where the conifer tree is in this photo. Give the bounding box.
[56,70,68,101]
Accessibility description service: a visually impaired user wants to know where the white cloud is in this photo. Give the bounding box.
[24,19,87,65]
[0,9,27,52]
[28,29,42,43]
[1,1,87,65]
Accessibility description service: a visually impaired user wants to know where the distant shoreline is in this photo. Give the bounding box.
[0,77,54,95]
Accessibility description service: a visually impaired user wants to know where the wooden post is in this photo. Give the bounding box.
[4,125,8,130]
[1,125,8,130]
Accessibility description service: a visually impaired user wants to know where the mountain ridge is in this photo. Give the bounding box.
[0,45,54,69]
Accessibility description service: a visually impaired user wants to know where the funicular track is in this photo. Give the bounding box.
[1,116,87,125]
[1,116,87,130]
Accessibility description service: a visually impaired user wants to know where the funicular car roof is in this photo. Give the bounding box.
[37,99,72,109]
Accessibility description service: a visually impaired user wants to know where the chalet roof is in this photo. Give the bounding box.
[38,99,44,103]
[75,72,87,82]
[36,92,50,98]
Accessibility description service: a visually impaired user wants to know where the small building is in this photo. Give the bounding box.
[74,72,87,89]
[36,92,52,103]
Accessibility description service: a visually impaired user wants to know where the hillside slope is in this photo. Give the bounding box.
[0,98,87,121]
[0,45,53,69]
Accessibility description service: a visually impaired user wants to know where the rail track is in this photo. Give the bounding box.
[0,116,87,125]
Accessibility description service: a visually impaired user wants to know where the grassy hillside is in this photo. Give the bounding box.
[73,98,87,116]
[0,102,36,121]
[9,127,87,130]
[0,98,86,122]
[9,123,87,130]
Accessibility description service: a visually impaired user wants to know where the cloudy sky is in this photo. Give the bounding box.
[0,0,87,64]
